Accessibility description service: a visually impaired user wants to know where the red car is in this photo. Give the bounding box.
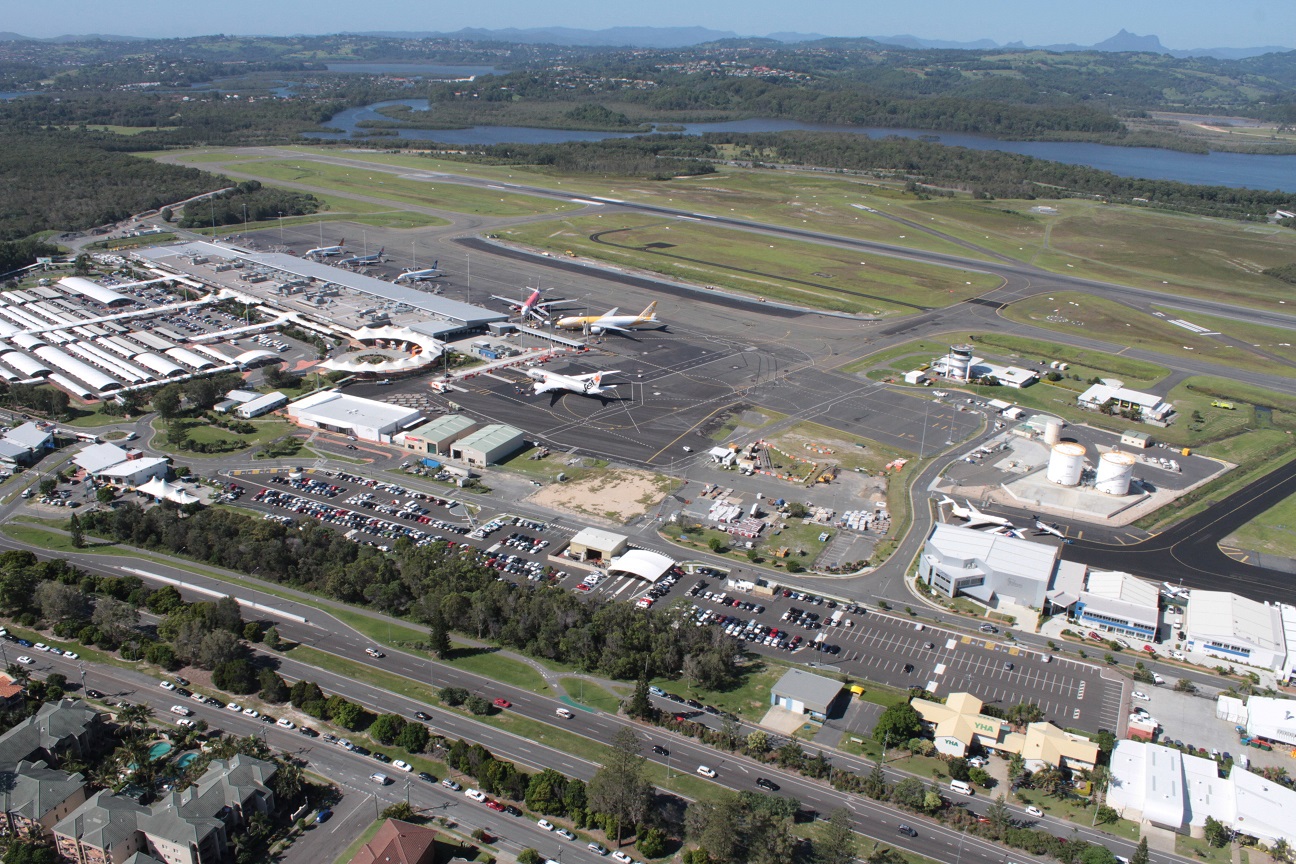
[485,800,506,812]
[493,698,511,709]
[1088,631,1101,641]
[1143,645,1157,655]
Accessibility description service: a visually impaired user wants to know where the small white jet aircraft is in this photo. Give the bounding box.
[395,260,442,282]
[339,247,384,267]
[306,238,346,257]
[1032,518,1068,540]
[492,288,576,323]
[555,302,662,334]
[936,496,1014,529]
[526,367,619,400]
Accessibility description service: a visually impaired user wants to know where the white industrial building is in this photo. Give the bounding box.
[234,391,288,419]
[918,523,1061,607]
[286,391,422,443]
[1048,569,1161,641]
[448,424,525,467]
[1241,696,1296,749]
[0,423,54,465]
[607,549,676,583]
[73,442,132,476]
[1184,590,1288,673]
[566,527,629,563]
[98,457,169,487]
[1077,383,1174,423]
[1107,739,1296,847]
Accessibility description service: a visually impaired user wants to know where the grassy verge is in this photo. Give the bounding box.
[561,679,625,713]
[499,214,1000,315]
[1010,789,1140,841]
[1175,835,1233,864]
[1002,293,1293,378]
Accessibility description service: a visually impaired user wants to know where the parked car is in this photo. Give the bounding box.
[755,778,780,791]
[897,825,918,837]
[696,766,717,778]
[441,778,462,791]
[493,698,511,709]
[1026,806,1044,818]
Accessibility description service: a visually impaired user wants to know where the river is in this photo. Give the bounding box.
[308,100,1296,192]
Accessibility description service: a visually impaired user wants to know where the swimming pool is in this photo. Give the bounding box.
[148,742,172,761]
[176,753,198,769]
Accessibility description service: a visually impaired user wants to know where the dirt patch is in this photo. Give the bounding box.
[529,469,674,524]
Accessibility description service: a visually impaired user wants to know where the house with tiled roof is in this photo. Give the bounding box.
[348,819,438,864]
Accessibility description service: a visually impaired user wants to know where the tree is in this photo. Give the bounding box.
[746,730,771,757]
[948,757,971,782]
[863,760,888,799]
[968,767,993,788]
[35,581,88,624]
[1007,753,1027,784]
[1094,730,1117,759]
[91,597,138,642]
[370,714,408,746]
[588,727,653,845]
[986,795,1011,834]
[1130,837,1149,864]
[1270,839,1290,864]
[243,622,264,643]
[1080,846,1118,864]
[152,385,183,420]
[465,695,492,716]
[816,808,856,864]
[526,768,568,815]
[38,479,56,497]
[263,626,281,650]
[627,677,653,720]
[327,699,367,731]
[397,722,429,753]
[380,802,415,821]
[1096,805,1119,825]
[890,778,926,810]
[69,513,84,548]
[212,659,258,694]
[427,610,452,660]
[1204,816,1231,848]
[873,703,923,746]
[194,630,243,670]
[3,840,57,864]
[257,668,289,703]
[517,850,542,864]
[638,827,667,859]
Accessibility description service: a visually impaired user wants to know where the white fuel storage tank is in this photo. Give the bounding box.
[1095,450,1137,495]
[1043,420,1064,446]
[1046,442,1086,487]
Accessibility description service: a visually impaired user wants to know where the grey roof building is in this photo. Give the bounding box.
[1,759,88,837]
[449,423,526,467]
[770,668,844,720]
[0,699,103,769]
[53,754,277,864]
[919,523,1060,608]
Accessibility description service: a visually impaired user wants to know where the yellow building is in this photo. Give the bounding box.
[911,692,1098,771]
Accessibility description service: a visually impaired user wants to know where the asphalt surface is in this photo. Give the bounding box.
[1065,455,1296,603]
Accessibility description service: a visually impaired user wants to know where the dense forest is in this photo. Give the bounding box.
[0,131,224,241]
[79,503,744,690]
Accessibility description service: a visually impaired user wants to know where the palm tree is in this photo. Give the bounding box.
[115,703,153,738]
[1271,839,1290,864]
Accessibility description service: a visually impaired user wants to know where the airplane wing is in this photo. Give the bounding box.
[590,323,630,333]
[569,371,620,381]
[531,380,562,395]
[491,295,526,309]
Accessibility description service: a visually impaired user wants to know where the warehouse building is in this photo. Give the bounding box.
[448,423,525,467]
[566,527,629,563]
[1077,384,1174,423]
[234,391,288,419]
[401,415,478,456]
[1107,739,1296,847]
[287,391,422,443]
[1242,696,1296,749]
[919,523,1061,608]
[0,423,54,466]
[770,669,843,721]
[73,442,131,476]
[98,457,169,487]
[1185,591,1288,673]
[1047,569,1161,641]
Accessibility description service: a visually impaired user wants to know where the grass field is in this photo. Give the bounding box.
[500,214,1001,315]
[560,679,625,713]
[1227,491,1296,558]
[151,417,297,457]
[1150,304,1296,367]
[494,448,609,482]
[218,159,578,217]
[1003,292,1296,377]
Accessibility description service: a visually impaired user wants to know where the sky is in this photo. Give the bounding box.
[7,0,1290,49]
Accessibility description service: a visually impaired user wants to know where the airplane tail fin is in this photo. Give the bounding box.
[640,301,658,319]
[432,259,437,270]
[592,372,603,387]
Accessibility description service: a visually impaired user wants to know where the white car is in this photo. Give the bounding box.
[696,766,717,778]
[1153,673,1165,685]
[612,853,636,864]
[1026,806,1044,818]
[537,819,555,831]
[275,717,295,729]
[63,652,78,660]
[556,829,576,841]
[392,760,413,773]
[226,702,243,712]
[464,788,486,802]
[176,718,196,728]
[159,680,176,691]
[242,708,260,719]
[15,656,32,665]
[1132,691,1151,701]
[33,643,47,652]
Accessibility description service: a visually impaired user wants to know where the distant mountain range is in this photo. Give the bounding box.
[0,26,1288,59]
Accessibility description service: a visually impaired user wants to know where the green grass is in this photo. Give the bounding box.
[560,679,625,713]
[493,448,609,482]
[447,650,549,692]
[840,341,954,375]
[1010,789,1140,842]
[973,332,1169,385]
[1226,481,1296,557]
[1002,292,1296,378]
[3,524,117,555]
[151,417,298,457]
[500,214,1000,316]
[219,159,576,217]
[1175,835,1233,864]
[649,660,786,722]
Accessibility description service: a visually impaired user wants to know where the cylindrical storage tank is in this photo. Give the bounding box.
[947,344,974,380]
[1043,420,1064,446]
[1095,450,1137,495]
[1047,442,1086,486]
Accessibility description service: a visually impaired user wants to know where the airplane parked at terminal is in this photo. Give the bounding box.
[395,260,442,282]
[555,302,662,334]
[306,238,346,257]
[493,288,575,323]
[339,247,385,267]
[937,496,1014,529]
[526,367,620,400]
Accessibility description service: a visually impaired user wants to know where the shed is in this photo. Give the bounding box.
[402,415,478,455]
[449,423,525,467]
[770,668,843,721]
[567,527,629,563]
[607,549,675,583]
[903,370,928,385]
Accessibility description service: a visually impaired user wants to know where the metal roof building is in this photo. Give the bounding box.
[1185,590,1287,672]
[919,523,1060,607]
[56,277,130,307]
[567,527,629,563]
[448,423,526,467]
[770,669,843,720]
[608,549,676,583]
[287,391,422,443]
[400,415,478,455]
